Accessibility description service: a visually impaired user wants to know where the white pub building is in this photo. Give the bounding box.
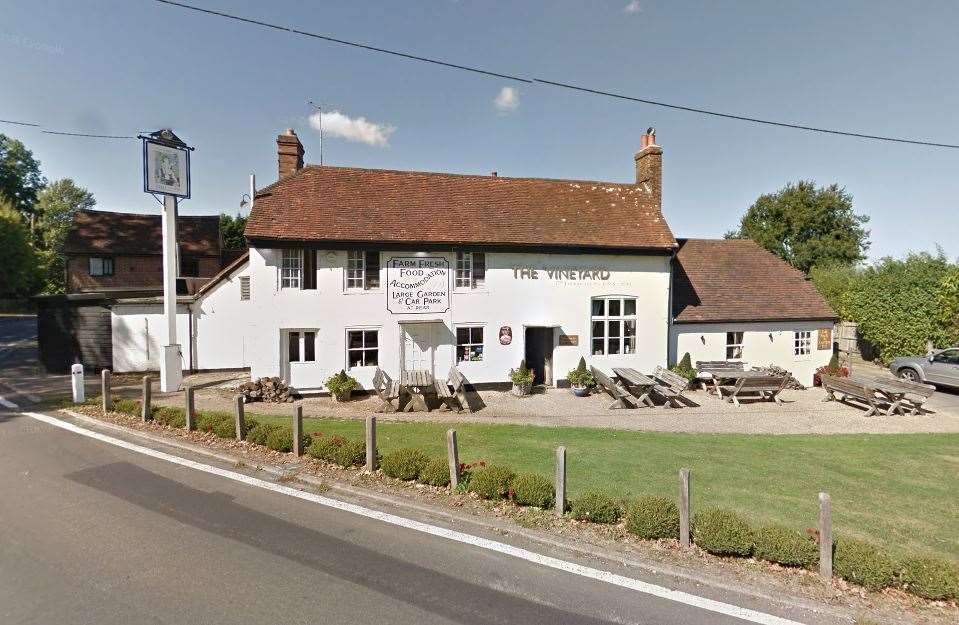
[110,129,836,389]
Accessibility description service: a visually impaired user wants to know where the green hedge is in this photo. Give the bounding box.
[570,491,621,524]
[153,406,186,428]
[468,465,515,500]
[833,537,895,591]
[692,508,753,556]
[626,496,679,540]
[510,473,554,509]
[898,556,959,601]
[418,457,451,487]
[753,524,817,568]
[381,448,430,481]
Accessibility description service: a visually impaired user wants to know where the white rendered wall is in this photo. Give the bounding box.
[240,248,673,390]
[669,320,834,386]
[111,304,190,373]
[191,261,252,371]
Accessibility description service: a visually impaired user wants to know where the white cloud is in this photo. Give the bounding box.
[493,86,520,112]
[624,1,641,14]
[308,110,395,147]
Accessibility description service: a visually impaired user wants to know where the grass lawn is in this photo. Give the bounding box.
[256,413,959,561]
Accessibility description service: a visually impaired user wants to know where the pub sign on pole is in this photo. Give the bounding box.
[142,129,191,198]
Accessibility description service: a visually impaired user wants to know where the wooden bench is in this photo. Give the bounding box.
[372,367,402,412]
[873,376,936,415]
[821,374,890,417]
[434,365,468,413]
[696,360,745,373]
[591,366,640,409]
[720,375,788,406]
[652,366,692,408]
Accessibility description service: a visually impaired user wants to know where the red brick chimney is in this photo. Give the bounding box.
[277,128,304,179]
[634,128,662,207]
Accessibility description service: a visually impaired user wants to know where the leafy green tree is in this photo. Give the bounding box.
[219,212,247,249]
[809,262,859,319]
[0,199,40,298]
[728,181,870,273]
[0,134,46,224]
[937,268,959,344]
[33,179,95,293]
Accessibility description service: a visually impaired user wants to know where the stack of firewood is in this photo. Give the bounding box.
[237,377,296,403]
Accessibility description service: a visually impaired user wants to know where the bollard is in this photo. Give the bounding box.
[679,468,691,548]
[365,415,377,471]
[184,385,195,431]
[141,376,152,421]
[101,369,111,413]
[293,404,304,456]
[819,492,832,579]
[446,429,460,489]
[554,446,566,517]
[71,363,85,404]
[233,395,245,441]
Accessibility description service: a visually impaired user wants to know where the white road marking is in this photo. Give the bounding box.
[21,410,814,625]
[0,396,19,409]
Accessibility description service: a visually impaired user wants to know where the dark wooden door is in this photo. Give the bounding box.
[524,327,553,385]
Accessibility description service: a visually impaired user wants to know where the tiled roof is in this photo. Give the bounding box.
[64,209,221,256]
[245,166,677,252]
[672,238,836,323]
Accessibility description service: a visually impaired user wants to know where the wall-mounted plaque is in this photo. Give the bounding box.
[499,326,512,345]
[558,334,579,346]
[818,328,832,351]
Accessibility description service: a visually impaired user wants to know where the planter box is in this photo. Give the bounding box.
[511,383,532,397]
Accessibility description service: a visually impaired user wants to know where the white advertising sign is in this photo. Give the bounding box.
[387,256,450,314]
[143,140,190,197]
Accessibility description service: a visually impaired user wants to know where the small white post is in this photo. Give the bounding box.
[159,193,182,393]
[71,363,85,404]
[365,415,377,472]
[819,492,832,580]
[554,446,566,517]
[447,429,460,489]
[679,468,691,548]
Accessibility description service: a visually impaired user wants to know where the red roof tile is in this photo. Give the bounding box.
[672,239,836,323]
[65,209,221,256]
[246,166,677,252]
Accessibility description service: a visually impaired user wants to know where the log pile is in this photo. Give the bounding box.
[237,377,297,403]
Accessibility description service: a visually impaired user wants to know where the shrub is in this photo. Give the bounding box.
[246,422,281,446]
[753,524,817,568]
[692,508,754,556]
[112,398,140,417]
[509,360,534,386]
[566,357,594,388]
[833,537,895,591]
[325,370,358,396]
[626,496,680,540]
[152,406,186,428]
[570,491,621,524]
[212,417,236,439]
[381,448,431,481]
[418,457,451,487]
[333,438,366,468]
[670,352,697,381]
[468,464,516,500]
[265,426,311,453]
[510,473,554,508]
[898,556,959,601]
[306,434,343,462]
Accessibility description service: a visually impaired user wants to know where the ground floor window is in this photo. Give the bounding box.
[456,326,484,362]
[591,296,637,355]
[794,330,812,356]
[288,330,316,363]
[726,331,744,360]
[347,329,378,367]
[89,256,114,276]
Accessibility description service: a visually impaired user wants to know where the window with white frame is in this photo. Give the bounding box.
[726,331,744,360]
[287,330,316,363]
[456,326,484,362]
[455,252,486,289]
[281,249,302,289]
[794,330,812,356]
[347,329,378,367]
[590,297,637,355]
[346,250,380,290]
[89,257,114,277]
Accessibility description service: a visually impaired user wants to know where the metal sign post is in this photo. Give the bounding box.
[139,129,193,392]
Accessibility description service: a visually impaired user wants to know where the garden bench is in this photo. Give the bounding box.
[695,360,745,374]
[719,374,789,406]
[875,377,936,415]
[591,366,640,409]
[372,367,402,413]
[434,366,467,412]
[821,374,891,417]
[652,366,692,408]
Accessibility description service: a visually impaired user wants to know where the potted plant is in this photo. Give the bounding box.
[325,369,358,402]
[566,356,594,397]
[509,360,535,397]
[813,354,849,386]
[670,352,698,387]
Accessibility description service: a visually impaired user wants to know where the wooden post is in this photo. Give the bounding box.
[141,376,152,421]
[293,404,304,456]
[101,369,111,413]
[819,492,832,579]
[554,446,566,517]
[184,385,195,431]
[233,395,245,441]
[679,468,691,547]
[446,429,460,489]
[365,415,376,471]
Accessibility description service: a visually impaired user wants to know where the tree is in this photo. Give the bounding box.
[0,134,45,224]
[219,212,248,249]
[728,181,870,273]
[34,179,95,293]
[0,199,39,298]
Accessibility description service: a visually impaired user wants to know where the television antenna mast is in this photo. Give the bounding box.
[308,100,331,165]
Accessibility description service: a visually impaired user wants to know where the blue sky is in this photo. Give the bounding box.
[2,0,957,261]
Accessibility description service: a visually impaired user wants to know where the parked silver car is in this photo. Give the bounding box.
[890,348,959,389]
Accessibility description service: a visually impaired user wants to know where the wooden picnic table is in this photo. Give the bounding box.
[399,369,434,412]
[702,369,770,396]
[847,374,908,415]
[612,367,657,407]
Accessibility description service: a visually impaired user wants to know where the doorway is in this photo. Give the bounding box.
[402,323,437,375]
[524,327,554,386]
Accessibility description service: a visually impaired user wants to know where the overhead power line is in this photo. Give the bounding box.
[153,0,959,150]
[0,118,139,140]
[0,119,41,127]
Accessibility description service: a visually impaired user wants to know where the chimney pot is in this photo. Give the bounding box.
[277,129,305,179]
[634,129,663,208]
[491,171,498,177]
